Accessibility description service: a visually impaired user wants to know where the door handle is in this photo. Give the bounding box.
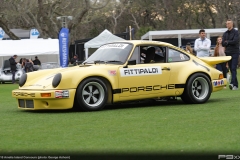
[162,67,170,71]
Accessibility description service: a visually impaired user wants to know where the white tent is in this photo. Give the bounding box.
[0,39,59,67]
[141,28,238,47]
[84,29,125,59]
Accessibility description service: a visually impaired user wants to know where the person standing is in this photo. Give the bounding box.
[21,58,27,73]
[25,59,34,73]
[185,42,194,55]
[9,55,18,84]
[194,29,211,57]
[70,54,79,65]
[33,56,41,65]
[214,36,228,78]
[222,19,239,90]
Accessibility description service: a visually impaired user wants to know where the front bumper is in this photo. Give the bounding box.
[12,89,76,110]
[212,78,227,92]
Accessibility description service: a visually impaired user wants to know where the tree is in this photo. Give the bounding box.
[0,0,110,41]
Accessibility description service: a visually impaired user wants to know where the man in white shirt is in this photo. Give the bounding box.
[194,29,211,57]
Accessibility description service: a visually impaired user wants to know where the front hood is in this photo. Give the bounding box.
[198,56,231,65]
[20,65,91,90]
[20,64,119,90]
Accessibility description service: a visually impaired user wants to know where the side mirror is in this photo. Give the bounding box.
[127,60,136,65]
[123,60,136,68]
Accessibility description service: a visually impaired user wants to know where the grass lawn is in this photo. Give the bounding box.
[0,75,240,155]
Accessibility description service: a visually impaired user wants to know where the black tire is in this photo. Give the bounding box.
[75,78,108,111]
[181,73,212,104]
[180,92,192,104]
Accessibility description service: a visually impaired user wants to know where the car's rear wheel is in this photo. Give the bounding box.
[76,78,108,111]
[181,73,212,104]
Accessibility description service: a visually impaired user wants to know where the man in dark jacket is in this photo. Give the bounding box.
[70,55,79,65]
[33,56,41,65]
[9,55,18,84]
[222,19,239,90]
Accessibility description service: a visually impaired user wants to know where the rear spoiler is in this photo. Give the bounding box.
[198,56,231,65]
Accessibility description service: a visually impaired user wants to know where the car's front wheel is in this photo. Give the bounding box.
[76,78,108,111]
[181,73,212,104]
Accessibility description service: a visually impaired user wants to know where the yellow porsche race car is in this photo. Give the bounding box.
[12,40,231,111]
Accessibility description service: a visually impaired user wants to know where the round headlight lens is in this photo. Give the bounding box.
[52,73,62,88]
[19,74,27,87]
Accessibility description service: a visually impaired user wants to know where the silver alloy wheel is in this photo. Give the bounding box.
[191,77,209,100]
[82,82,105,108]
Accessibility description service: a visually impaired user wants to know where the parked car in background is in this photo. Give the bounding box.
[0,60,41,84]
[40,62,60,70]
[0,60,23,84]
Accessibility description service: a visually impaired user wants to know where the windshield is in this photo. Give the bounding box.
[83,43,133,64]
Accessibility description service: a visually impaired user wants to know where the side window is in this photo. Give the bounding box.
[129,46,140,64]
[154,47,166,63]
[168,48,189,63]
[138,46,167,64]
[130,45,167,64]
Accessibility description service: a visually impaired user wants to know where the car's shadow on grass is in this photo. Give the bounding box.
[104,99,184,110]
[20,99,190,114]
[21,98,225,114]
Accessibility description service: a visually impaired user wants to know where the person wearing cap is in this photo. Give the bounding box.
[33,56,41,65]
[70,54,79,65]
[9,55,18,84]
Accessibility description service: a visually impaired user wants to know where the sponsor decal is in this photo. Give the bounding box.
[213,80,224,86]
[99,43,128,50]
[120,66,162,77]
[113,84,185,94]
[55,90,69,98]
[13,92,35,97]
[109,70,117,76]
[122,85,167,93]
[120,84,181,93]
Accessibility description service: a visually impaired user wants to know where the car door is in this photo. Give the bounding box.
[118,46,171,100]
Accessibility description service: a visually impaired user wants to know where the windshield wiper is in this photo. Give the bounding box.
[83,60,105,65]
[94,60,106,64]
[83,60,123,65]
[105,60,123,63]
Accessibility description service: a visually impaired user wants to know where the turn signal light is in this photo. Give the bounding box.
[41,93,51,97]
[219,74,224,79]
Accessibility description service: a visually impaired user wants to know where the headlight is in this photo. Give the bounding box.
[52,73,62,88]
[19,74,27,87]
